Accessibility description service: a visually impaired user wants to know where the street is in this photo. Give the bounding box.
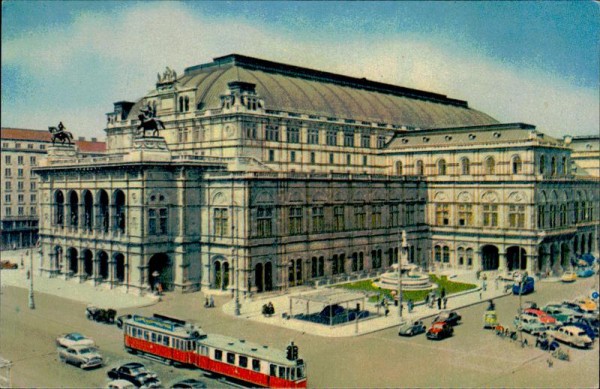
[0,275,598,388]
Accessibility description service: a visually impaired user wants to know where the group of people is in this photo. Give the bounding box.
[425,288,448,310]
[204,295,215,308]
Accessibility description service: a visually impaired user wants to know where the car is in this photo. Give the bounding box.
[513,315,547,336]
[560,301,598,319]
[58,345,103,369]
[547,325,593,348]
[171,378,208,388]
[432,310,461,326]
[398,320,426,336]
[561,271,577,283]
[56,332,95,348]
[483,310,499,329]
[1,260,18,269]
[106,379,137,389]
[572,297,598,313]
[577,267,595,278]
[512,276,534,295]
[107,362,161,388]
[426,321,453,340]
[568,320,597,340]
[523,308,560,328]
[116,314,133,329]
[541,304,582,324]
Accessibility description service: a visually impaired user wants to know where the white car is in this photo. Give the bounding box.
[56,332,95,348]
[548,325,593,348]
[58,345,103,369]
[106,380,137,389]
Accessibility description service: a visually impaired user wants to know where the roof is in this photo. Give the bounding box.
[201,334,299,366]
[129,54,498,129]
[1,127,106,153]
[291,288,371,305]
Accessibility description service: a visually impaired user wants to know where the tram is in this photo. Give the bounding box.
[122,314,307,388]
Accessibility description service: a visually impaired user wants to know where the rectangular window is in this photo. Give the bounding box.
[17,156,24,165]
[5,156,11,165]
[5,168,11,177]
[227,352,235,364]
[290,150,296,163]
[214,349,222,361]
[257,207,273,237]
[214,208,228,237]
[329,153,334,164]
[148,209,157,234]
[308,127,319,144]
[30,181,36,191]
[509,205,525,228]
[17,181,24,191]
[268,149,275,162]
[405,203,415,225]
[252,359,261,372]
[28,144,33,149]
[377,135,386,148]
[15,143,21,149]
[287,127,300,143]
[343,128,354,147]
[30,194,36,202]
[311,206,324,233]
[40,145,46,150]
[371,205,382,228]
[458,204,473,226]
[346,154,351,166]
[5,207,11,216]
[238,355,248,368]
[30,156,37,165]
[390,204,399,227]
[354,205,365,229]
[326,129,337,146]
[483,205,498,227]
[310,152,315,164]
[159,208,168,234]
[18,169,23,177]
[363,155,367,166]
[245,123,257,139]
[5,182,11,191]
[435,204,450,226]
[266,125,280,141]
[4,194,11,203]
[289,207,303,235]
[361,134,370,148]
[18,194,24,203]
[333,206,345,231]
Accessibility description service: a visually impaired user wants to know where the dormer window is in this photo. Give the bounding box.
[178,96,190,112]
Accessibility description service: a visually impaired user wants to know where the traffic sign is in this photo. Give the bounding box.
[592,291,599,300]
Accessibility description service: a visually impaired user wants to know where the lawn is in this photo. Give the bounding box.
[334,274,476,303]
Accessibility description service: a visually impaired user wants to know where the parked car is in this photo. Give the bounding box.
[523,308,560,328]
[0,260,18,269]
[107,362,160,388]
[483,311,499,329]
[56,332,95,348]
[561,271,577,283]
[547,325,593,348]
[58,345,103,369]
[106,379,137,389]
[535,333,560,351]
[577,267,595,278]
[572,297,598,313]
[512,276,534,295]
[398,320,426,336]
[568,320,597,341]
[426,322,453,340]
[560,301,598,320]
[171,378,208,388]
[86,305,117,324]
[432,310,461,326]
[575,317,600,337]
[513,315,547,336]
[541,304,582,324]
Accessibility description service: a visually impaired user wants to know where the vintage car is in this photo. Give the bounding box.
[58,345,103,369]
[483,311,499,329]
[105,379,137,389]
[0,260,18,269]
[56,332,95,348]
[541,304,582,324]
[116,314,133,329]
[569,320,597,341]
[523,308,560,328]
[107,362,161,388]
[572,297,598,313]
[426,321,453,340]
[512,276,535,295]
[561,271,577,283]
[547,325,593,348]
[398,320,426,336]
[577,267,595,278]
[86,305,117,324]
[513,315,547,336]
[171,378,208,388]
[560,301,598,320]
[432,310,461,326]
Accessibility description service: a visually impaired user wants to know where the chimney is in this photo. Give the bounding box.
[78,137,85,141]
[91,137,97,142]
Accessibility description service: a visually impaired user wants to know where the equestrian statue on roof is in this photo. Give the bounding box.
[137,102,165,137]
[48,121,74,144]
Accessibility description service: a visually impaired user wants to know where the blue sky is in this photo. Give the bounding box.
[2,1,598,138]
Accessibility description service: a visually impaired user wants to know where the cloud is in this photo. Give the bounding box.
[2,2,597,138]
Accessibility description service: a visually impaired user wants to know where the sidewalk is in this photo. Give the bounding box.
[222,270,511,337]
[0,249,157,309]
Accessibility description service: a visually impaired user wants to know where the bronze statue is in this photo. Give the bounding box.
[137,103,164,137]
[48,122,74,144]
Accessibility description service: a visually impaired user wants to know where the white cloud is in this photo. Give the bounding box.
[2,2,597,138]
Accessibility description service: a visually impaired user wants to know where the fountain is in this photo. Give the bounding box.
[374,264,435,291]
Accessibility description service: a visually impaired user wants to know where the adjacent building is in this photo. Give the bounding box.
[0,128,105,250]
[33,54,599,295]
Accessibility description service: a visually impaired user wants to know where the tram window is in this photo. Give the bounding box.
[270,364,277,376]
[163,336,169,347]
[297,366,305,379]
[215,349,222,361]
[252,359,261,372]
[144,331,149,341]
[278,366,286,379]
[238,355,248,368]
[157,335,162,344]
[188,341,194,350]
[227,352,235,364]
[290,367,295,380]
[199,346,208,355]
[151,333,156,343]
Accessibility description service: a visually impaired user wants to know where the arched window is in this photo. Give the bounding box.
[442,246,450,263]
[539,155,545,174]
[434,245,441,262]
[437,159,447,175]
[396,161,403,175]
[460,158,470,175]
[54,190,64,227]
[484,157,496,175]
[551,157,557,176]
[415,160,424,175]
[512,155,522,174]
[560,156,567,176]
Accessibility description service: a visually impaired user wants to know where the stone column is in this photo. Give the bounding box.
[78,252,86,283]
[108,254,116,289]
[93,253,100,286]
[498,252,507,273]
[61,249,69,279]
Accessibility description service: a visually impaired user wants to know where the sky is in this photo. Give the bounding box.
[2,1,599,139]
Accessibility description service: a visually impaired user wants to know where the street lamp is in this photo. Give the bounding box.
[29,246,37,310]
[233,209,241,316]
[398,230,408,318]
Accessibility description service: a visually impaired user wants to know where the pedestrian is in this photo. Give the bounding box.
[204,297,209,308]
[384,300,389,317]
[425,294,430,307]
[443,296,448,309]
[209,295,215,308]
[437,297,442,310]
[479,291,482,300]
[407,299,413,313]
[26,269,30,280]
[482,280,487,291]
[440,288,446,299]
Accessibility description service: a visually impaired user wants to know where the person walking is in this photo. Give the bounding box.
[407,299,413,313]
[209,295,215,308]
[443,296,448,309]
[437,297,442,310]
[440,288,446,299]
[384,299,390,317]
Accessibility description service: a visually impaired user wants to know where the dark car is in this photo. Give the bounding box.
[568,320,597,340]
[398,320,426,337]
[319,304,345,318]
[432,310,461,326]
[1,260,18,269]
[172,378,208,388]
[426,322,453,340]
[116,314,133,329]
[107,362,161,388]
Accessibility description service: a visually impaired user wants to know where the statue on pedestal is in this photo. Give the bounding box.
[137,102,164,138]
[48,122,74,144]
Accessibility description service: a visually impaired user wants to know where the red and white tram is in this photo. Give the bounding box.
[122,314,307,388]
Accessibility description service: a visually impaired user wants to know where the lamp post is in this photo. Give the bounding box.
[29,247,36,309]
[233,209,240,316]
[399,230,408,318]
